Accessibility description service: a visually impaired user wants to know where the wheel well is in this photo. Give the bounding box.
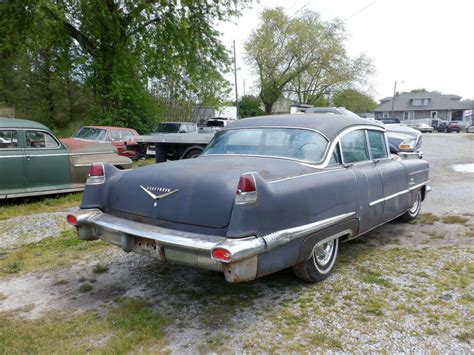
[181,145,205,159]
[421,185,426,201]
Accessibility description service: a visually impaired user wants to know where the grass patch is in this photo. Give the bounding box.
[79,283,93,292]
[92,263,109,274]
[358,269,393,288]
[132,158,156,168]
[0,298,168,353]
[0,193,82,221]
[0,229,109,276]
[464,135,474,141]
[410,213,440,225]
[441,215,468,225]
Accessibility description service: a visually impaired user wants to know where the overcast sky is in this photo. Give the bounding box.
[218,0,473,102]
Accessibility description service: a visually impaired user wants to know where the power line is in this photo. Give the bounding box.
[345,0,377,21]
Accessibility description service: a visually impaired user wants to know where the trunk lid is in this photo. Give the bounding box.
[107,156,307,228]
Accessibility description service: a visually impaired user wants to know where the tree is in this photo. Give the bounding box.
[244,8,373,114]
[332,89,377,113]
[238,95,264,118]
[0,1,240,132]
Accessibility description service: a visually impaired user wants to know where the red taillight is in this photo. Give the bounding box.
[89,163,104,177]
[235,173,257,205]
[212,248,232,262]
[237,173,256,194]
[66,214,78,226]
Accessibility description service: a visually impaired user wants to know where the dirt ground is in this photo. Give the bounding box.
[0,133,472,353]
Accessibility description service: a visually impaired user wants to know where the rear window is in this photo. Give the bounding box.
[206,120,224,127]
[73,127,107,141]
[203,128,328,164]
[153,123,181,133]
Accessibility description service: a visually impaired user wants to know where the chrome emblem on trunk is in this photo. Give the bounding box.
[140,185,179,206]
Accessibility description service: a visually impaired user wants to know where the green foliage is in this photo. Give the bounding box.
[0,1,240,132]
[245,8,374,114]
[239,95,264,118]
[332,89,378,113]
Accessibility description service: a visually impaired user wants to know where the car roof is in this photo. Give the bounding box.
[226,114,383,141]
[83,125,134,130]
[159,122,195,124]
[0,117,49,130]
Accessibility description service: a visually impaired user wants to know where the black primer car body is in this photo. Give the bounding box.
[69,114,430,283]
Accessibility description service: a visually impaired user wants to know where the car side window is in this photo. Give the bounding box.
[329,143,341,164]
[26,131,59,149]
[341,130,370,163]
[109,131,122,141]
[0,130,19,148]
[367,130,388,159]
[188,124,196,133]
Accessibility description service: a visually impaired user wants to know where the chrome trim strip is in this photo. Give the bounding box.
[408,180,431,191]
[0,155,23,159]
[0,187,84,199]
[408,168,429,175]
[261,212,356,250]
[369,189,410,206]
[368,180,430,206]
[269,167,343,184]
[26,153,70,157]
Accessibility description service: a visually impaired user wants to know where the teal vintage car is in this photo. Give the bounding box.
[0,118,132,199]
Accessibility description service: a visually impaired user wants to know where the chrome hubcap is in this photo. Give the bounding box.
[313,241,334,267]
[409,193,421,214]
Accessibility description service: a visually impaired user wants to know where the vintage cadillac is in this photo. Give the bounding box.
[68,114,430,283]
[0,118,132,199]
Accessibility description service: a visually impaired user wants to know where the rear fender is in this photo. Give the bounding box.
[80,163,125,210]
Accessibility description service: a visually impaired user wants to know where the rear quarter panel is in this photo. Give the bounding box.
[226,167,357,239]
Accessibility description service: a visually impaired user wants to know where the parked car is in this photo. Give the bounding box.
[72,126,139,159]
[437,121,460,133]
[305,107,361,118]
[198,118,236,133]
[0,118,132,199]
[379,117,401,124]
[68,114,430,283]
[466,124,474,133]
[309,112,422,158]
[413,123,434,133]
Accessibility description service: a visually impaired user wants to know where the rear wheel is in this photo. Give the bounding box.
[292,237,339,283]
[399,190,422,222]
[183,149,202,159]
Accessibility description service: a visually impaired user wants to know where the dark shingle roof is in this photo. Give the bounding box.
[227,114,381,141]
[373,92,468,112]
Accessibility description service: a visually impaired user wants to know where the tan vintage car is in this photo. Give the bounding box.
[0,118,132,199]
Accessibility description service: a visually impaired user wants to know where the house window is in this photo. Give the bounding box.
[403,111,415,120]
[412,98,429,106]
[383,112,389,118]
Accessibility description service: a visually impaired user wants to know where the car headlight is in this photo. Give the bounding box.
[399,138,416,150]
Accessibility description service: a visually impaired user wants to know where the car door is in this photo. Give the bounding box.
[340,129,384,233]
[24,129,70,192]
[371,129,410,221]
[0,129,26,196]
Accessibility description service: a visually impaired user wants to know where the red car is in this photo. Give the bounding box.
[72,126,139,159]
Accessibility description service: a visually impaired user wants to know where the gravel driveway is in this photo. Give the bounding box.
[0,133,472,353]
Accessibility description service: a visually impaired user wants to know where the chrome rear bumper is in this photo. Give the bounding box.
[71,208,264,282]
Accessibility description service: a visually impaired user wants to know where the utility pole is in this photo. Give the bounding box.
[233,40,239,119]
[243,79,246,97]
[390,80,397,117]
